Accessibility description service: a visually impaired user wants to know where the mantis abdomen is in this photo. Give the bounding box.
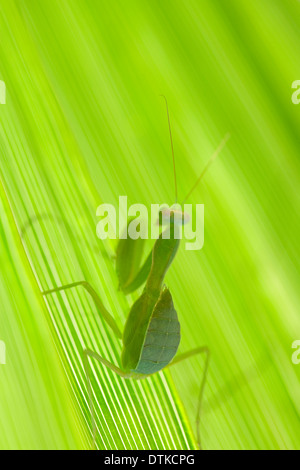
[133,288,180,375]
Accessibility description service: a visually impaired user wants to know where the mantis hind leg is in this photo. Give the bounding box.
[166,346,210,450]
[82,349,132,449]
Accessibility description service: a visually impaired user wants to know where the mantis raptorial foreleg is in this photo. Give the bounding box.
[120,250,152,294]
[166,346,210,450]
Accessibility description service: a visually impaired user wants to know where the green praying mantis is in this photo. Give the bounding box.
[25,98,230,449]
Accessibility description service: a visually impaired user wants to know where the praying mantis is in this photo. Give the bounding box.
[27,98,230,449]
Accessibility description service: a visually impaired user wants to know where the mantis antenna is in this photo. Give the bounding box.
[181,132,231,204]
[160,95,178,203]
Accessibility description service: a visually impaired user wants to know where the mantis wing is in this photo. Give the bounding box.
[121,287,180,375]
[135,287,181,375]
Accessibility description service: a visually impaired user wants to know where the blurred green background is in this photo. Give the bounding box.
[0,0,300,450]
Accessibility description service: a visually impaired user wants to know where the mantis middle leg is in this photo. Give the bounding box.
[43,281,122,339]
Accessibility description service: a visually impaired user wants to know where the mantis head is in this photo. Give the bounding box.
[158,204,190,226]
